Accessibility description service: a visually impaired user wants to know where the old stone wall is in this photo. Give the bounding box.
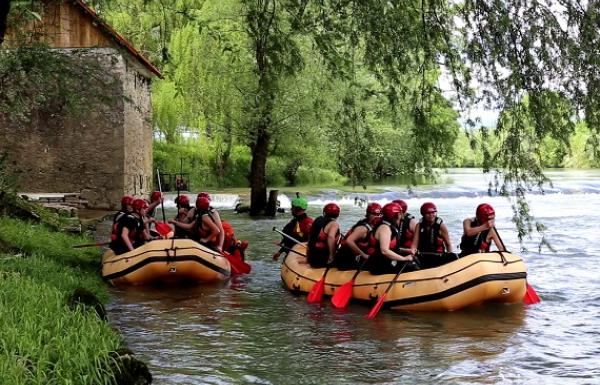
[0,48,153,209]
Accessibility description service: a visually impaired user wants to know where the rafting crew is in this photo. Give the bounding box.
[333,202,382,270]
[273,197,314,261]
[306,203,341,268]
[459,203,505,257]
[365,202,416,275]
[109,198,153,255]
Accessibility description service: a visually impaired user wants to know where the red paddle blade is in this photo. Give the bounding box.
[223,251,251,275]
[307,277,326,303]
[523,283,541,304]
[155,222,174,238]
[331,279,355,309]
[366,293,387,319]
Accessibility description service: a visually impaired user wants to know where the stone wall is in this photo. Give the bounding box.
[0,48,154,209]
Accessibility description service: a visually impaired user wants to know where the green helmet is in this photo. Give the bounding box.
[291,197,308,210]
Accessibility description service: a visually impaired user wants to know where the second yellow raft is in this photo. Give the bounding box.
[281,244,527,311]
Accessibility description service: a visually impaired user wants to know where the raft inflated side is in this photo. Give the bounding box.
[102,239,230,285]
[281,243,527,311]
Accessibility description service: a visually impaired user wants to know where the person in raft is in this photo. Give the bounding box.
[172,195,192,238]
[306,203,341,268]
[109,198,153,255]
[333,202,382,270]
[392,199,417,254]
[112,195,134,228]
[170,196,220,249]
[272,196,314,261]
[186,192,225,252]
[410,202,453,257]
[146,191,163,219]
[459,203,505,257]
[366,202,416,275]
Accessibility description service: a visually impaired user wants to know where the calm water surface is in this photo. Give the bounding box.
[106,169,600,385]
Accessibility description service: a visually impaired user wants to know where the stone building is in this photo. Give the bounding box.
[0,0,161,209]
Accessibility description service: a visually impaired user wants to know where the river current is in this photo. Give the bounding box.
[106,169,600,385]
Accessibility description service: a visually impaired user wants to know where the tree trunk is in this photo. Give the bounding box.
[249,129,269,215]
[0,0,11,46]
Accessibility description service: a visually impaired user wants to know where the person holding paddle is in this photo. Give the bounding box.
[273,197,313,261]
[186,192,225,251]
[392,199,417,251]
[146,191,163,218]
[333,202,382,270]
[366,202,415,275]
[306,203,341,268]
[459,203,505,256]
[170,196,220,248]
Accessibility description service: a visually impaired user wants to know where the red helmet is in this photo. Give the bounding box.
[323,203,340,218]
[382,202,402,221]
[121,195,134,208]
[196,196,210,210]
[366,202,382,216]
[392,199,407,213]
[176,195,190,207]
[150,191,162,202]
[476,203,495,223]
[197,192,211,201]
[420,202,437,216]
[132,198,148,211]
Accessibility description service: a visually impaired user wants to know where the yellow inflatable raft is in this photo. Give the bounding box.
[281,244,527,311]
[102,239,230,286]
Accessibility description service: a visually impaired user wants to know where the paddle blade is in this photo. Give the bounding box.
[366,293,387,319]
[307,277,326,303]
[155,222,174,238]
[224,251,251,275]
[331,279,355,309]
[523,283,541,304]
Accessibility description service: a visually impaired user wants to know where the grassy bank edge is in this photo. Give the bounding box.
[0,217,150,385]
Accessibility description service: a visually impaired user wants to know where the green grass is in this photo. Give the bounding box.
[0,217,125,384]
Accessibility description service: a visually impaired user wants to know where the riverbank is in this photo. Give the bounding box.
[0,216,151,385]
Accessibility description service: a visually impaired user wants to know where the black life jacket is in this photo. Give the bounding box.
[418,217,445,253]
[307,216,336,268]
[459,218,491,256]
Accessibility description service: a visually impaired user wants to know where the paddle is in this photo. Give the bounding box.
[272,227,302,245]
[198,240,252,275]
[154,169,174,238]
[493,226,541,304]
[365,262,409,319]
[331,258,368,309]
[307,265,332,303]
[273,243,307,258]
[72,241,110,248]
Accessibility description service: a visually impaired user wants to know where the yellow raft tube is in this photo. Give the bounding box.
[102,239,230,286]
[281,244,527,311]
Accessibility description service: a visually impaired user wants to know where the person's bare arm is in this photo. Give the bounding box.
[345,226,369,259]
[121,227,134,251]
[210,210,225,251]
[169,219,194,230]
[410,223,420,255]
[379,226,413,262]
[463,218,489,237]
[440,223,453,251]
[489,227,506,251]
[326,222,340,260]
[200,216,220,244]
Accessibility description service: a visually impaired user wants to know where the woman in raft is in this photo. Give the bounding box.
[333,202,382,270]
[366,202,415,275]
[306,203,341,268]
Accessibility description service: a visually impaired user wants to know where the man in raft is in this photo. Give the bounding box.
[273,196,313,261]
[170,196,220,249]
[459,203,505,257]
[185,192,225,252]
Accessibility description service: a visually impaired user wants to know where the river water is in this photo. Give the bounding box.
[106,169,600,385]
